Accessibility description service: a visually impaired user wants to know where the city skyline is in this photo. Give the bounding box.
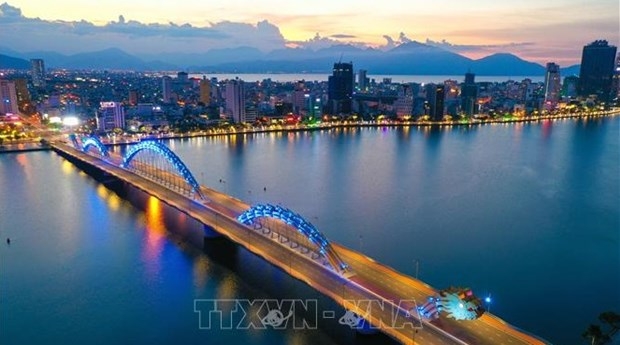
[1,1,618,66]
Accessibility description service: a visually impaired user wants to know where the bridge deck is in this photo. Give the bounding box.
[51,142,549,345]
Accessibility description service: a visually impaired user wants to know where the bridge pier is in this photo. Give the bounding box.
[203,224,221,238]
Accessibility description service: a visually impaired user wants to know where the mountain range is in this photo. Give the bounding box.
[0,42,581,76]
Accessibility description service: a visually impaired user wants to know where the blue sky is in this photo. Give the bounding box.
[1,0,618,65]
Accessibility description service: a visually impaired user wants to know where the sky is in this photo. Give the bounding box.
[1,0,618,65]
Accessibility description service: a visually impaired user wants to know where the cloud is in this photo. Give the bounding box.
[0,2,20,17]
[287,32,366,50]
[398,32,411,44]
[330,34,356,39]
[382,35,396,49]
[0,3,285,54]
[380,32,414,50]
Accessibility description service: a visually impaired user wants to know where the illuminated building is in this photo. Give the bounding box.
[578,40,617,102]
[14,78,30,111]
[0,79,18,115]
[292,81,307,113]
[98,101,125,131]
[358,69,369,92]
[543,62,561,109]
[613,52,620,99]
[30,58,45,88]
[128,90,139,106]
[199,77,211,104]
[161,76,172,104]
[225,79,245,123]
[393,84,413,118]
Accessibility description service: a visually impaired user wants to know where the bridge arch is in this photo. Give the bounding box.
[121,140,205,200]
[81,136,109,157]
[237,204,348,273]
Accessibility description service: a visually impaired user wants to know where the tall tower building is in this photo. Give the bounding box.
[425,84,445,121]
[543,62,561,107]
[327,62,353,114]
[30,59,46,88]
[225,79,245,123]
[292,81,307,113]
[613,52,620,99]
[98,102,125,131]
[393,84,413,118]
[0,80,19,114]
[578,40,617,102]
[14,78,31,112]
[357,69,369,92]
[199,77,211,104]
[162,76,172,104]
[461,72,478,116]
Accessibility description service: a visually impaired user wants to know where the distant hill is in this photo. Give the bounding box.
[0,54,30,69]
[0,43,571,76]
[471,53,545,76]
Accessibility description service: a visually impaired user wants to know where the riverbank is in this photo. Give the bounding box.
[104,108,620,147]
[0,143,50,153]
[2,109,618,153]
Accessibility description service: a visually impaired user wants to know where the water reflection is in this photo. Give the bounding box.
[192,256,210,290]
[141,196,167,280]
[216,274,239,300]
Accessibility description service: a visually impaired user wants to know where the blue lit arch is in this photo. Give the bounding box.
[121,140,205,200]
[82,136,109,157]
[238,204,348,273]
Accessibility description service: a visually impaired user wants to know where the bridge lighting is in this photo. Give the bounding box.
[237,204,348,273]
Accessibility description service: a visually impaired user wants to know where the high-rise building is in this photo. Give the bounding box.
[225,79,245,123]
[30,59,45,88]
[292,81,307,113]
[461,72,478,116]
[327,62,353,114]
[128,90,139,106]
[13,78,30,112]
[98,102,125,131]
[177,71,189,84]
[613,52,620,99]
[393,84,413,118]
[562,75,579,98]
[578,40,617,102]
[199,77,211,104]
[0,80,18,115]
[543,62,561,108]
[162,76,172,104]
[425,84,445,121]
[357,69,369,92]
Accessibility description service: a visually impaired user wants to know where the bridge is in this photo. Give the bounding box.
[52,136,549,345]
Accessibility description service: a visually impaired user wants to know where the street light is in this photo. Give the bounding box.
[485,294,492,313]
